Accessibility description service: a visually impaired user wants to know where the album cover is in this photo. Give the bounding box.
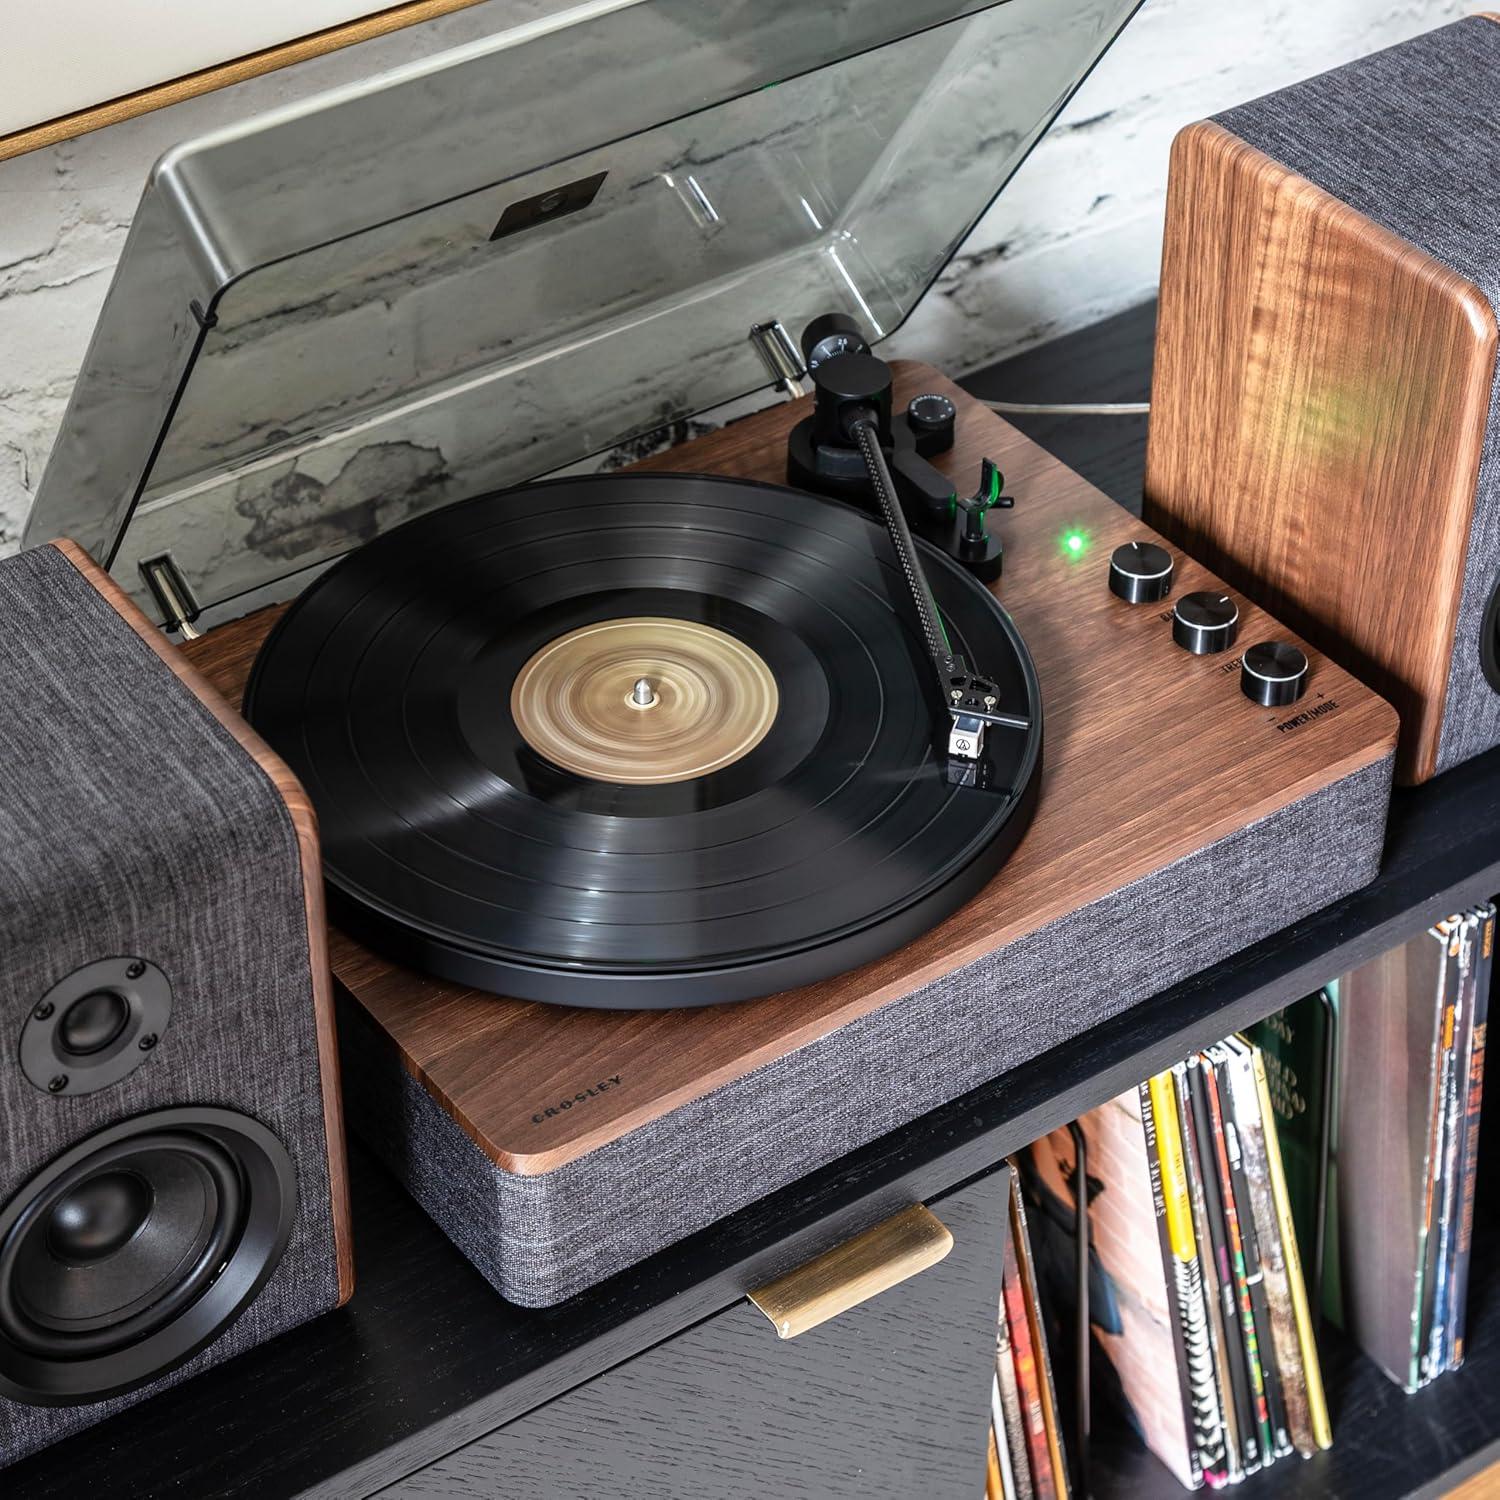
[1028,1092,1199,1489]
[1320,978,1346,1326]
[1450,904,1496,1369]
[1250,1042,1332,1450]
[1174,1060,1242,1485]
[1223,1037,1314,1457]
[1198,1049,1276,1463]
[1184,1056,1258,1475]
[1244,990,1333,1303]
[1211,1043,1290,1459]
[1337,923,1453,1390]
[1145,1071,1227,1486]
[1011,1174,1070,1498]
[1424,914,1474,1381]
[994,1253,1034,1500]
[1003,1209,1057,1500]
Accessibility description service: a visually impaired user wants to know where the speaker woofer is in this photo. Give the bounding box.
[2,1136,242,1356]
[1482,574,1500,694]
[0,1108,296,1405]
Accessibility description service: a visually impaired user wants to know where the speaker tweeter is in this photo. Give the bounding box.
[18,957,172,1097]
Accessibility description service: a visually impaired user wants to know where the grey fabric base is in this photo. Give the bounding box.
[1216,16,1500,775]
[345,749,1393,1308]
[0,546,341,1466]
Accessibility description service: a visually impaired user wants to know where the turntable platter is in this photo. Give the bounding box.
[243,472,1042,1007]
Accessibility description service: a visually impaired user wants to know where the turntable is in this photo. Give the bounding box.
[26,0,1398,1307]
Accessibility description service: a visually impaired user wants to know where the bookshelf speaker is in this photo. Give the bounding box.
[1144,15,1500,785]
[0,541,353,1469]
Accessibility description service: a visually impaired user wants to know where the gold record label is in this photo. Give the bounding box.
[510,616,779,785]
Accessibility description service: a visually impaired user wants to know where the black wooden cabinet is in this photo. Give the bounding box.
[379,1172,1005,1500]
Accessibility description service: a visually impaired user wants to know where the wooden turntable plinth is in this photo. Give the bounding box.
[184,362,1397,1306]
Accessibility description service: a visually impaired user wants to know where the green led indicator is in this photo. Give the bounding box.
[1058,526,1091,562]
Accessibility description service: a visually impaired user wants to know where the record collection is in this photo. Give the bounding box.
[990,1166,1072,1500]
[1020,1046,1329,1491]
[1332,904,1496,1389]
[986,902,1498,1491]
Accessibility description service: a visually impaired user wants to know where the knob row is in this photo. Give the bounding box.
[1106,539,1308,705]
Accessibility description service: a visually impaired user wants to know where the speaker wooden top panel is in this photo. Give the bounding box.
[181,362,1397,1176]
[1143,115,1499,785]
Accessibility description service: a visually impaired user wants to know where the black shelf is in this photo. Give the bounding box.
[10,302,1500,1498]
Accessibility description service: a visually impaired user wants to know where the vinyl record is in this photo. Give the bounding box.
[244,473,1042,1007]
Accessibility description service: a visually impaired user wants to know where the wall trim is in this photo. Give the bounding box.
[0,0,491,163]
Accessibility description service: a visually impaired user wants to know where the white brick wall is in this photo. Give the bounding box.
[890,0,1472,370]
[0,0,1469,550]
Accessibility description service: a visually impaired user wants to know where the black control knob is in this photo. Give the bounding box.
[906,393,957,454]
[1109,541,1174,603]
[1241,640,1309,707]
[1173,590,1239,654]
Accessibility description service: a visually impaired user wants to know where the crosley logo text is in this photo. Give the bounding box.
[531,1076,623,1125]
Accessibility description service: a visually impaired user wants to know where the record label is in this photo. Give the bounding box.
[510,616,778,785]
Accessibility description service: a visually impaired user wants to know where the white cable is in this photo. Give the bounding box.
[977,398,1150,416]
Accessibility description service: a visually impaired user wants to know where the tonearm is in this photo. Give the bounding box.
[782,314,1031,772]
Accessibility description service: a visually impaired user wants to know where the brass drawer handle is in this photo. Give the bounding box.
[747,1204,954,1339]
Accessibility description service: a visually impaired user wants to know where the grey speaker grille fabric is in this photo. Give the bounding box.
[0,546,340,1465]
[1215,16,1500,774]
[346,750,1393,1307]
